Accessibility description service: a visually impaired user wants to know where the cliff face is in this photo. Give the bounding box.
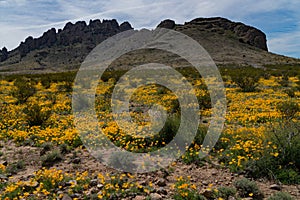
[158,17,268,51]
[16,19,133,59]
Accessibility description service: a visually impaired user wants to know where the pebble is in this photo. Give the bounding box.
[157,187,168,195]
[270,184,281,191]
[62,194,72,200]
[71,157,81,164]
[200,189,214,199]
[89,179,98,186]
[150,193,162,200]
[156,178,166,187]
[133,195,145,200]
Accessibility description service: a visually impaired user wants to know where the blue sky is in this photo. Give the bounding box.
[0,0,299,58]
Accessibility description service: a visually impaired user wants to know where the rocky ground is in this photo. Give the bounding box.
[1,141,299,199]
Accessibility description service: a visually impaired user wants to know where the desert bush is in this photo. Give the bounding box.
[277,100,300,119]
[234,178,263,200]
[267,192,294,200]
[217,186,237,199]
[284,88,297,98]
[12,78,36,104]
[278,74,290,87]
[230,69,261,92]
[6,160,25,175]
[59,143,71,154]
[246,121,300,184]
[41,149,63,167]
[23,102,52,126]
[157,114,180,144]
[108,151,136,170]
[40,142,53,156]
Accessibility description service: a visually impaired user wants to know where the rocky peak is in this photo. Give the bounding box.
[0,47,8,62]
[7,19,133,60]
[157,19,176,29]
[186,17,268,51]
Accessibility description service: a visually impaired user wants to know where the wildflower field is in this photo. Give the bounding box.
[0,65,299,199]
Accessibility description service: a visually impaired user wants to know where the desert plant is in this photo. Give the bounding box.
[245,121,300,184]
[59,143,71,154]
[41,149,63,167]
[12,78,36,104]
[6,160,25,175]
[230,69,261,92]
[217,186,237,199]
[278,73,290,87]
[277,100,300,119]
[234,178,263,200]
[284,88,297,98]
[40,142,53,156]
[267,192,294,200]
[108,151,136,171]
[23,102,52,126]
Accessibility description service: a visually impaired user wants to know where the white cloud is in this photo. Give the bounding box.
[268,30,300,58]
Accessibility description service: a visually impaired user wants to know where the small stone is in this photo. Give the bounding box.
[228,196,236,200]
[202,181,208,186]
[89,179,98,186]
[97,184,104,189]
[0,174,8,180]
[71,157,81,164]
[139,180,147,186]
[62,194,72,200]
[212,171,218,175]
[0,161,8,166]
[156,178,166,187]
[150,193,162,200]
[270,184,281,191]
[157,187,168,195]
[241,198,253,200]
[133,195,145,200]
[201,189,214,199]
[70,193,80,198]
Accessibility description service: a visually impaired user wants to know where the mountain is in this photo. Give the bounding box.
[0,17,299,74]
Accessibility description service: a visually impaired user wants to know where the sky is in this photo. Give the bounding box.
[0,0,299,58]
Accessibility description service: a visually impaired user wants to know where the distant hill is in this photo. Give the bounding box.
[0,17,299,74]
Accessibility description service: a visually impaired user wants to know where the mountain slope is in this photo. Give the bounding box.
[0,17,299,74]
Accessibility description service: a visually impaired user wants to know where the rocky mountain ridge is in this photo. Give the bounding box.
[0,17,298,74]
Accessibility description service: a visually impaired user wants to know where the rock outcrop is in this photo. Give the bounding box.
[14,19,133,59]
[184,17,268,51]
[157,19,176,29]
[0,47,8,62]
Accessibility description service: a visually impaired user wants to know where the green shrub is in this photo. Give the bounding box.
[23,102,52,127]
[234,178,263,200]
[12,78,36,104]
[278,74,290,87]
[267,192,294,200]
[277,101,300,119]
[230,69,261,92]
[6,160,25,175]
[284,88,297,98]
[59,143,71,154]
[40,142,53,155]
[245,121,300,184]
[217,186,237,199]
[41,149,63,167]
[108,151,136,171]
